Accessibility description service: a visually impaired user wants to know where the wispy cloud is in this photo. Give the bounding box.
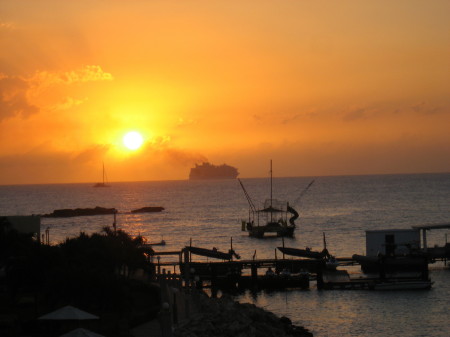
[74,145,111,163]
[31,65,113,88]
[0,66,113,120]
[50,96,87,111]
[342,107,367,122]
[0,21,16,30]
[0,74,39,120]
[411,101,443,115]
[142,136,207,166]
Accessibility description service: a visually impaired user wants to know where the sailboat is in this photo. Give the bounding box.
[93,163,110,187]
[239,160,299,238]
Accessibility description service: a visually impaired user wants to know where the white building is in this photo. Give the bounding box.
[365,229,421,256]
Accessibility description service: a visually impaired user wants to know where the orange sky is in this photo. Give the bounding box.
[1,1,449,184]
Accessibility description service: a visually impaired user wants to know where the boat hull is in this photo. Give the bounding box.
[278,247,327,259]
[373,280,433,290]
[248,224,295,238]
[352,254,428,274]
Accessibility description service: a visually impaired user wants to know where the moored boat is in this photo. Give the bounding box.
[239,160,307,238]
[352,254,428,273]
[278,247,328,259]
[94,162,109,187]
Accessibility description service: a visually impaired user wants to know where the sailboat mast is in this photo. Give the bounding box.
[270,159,273,206]
[270,159,273,222]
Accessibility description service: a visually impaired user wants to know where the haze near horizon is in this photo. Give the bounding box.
[1,1,449,185]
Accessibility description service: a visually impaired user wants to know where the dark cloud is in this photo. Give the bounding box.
[0,151,82,184]
[73,145,110,163]
[342,107,367,122]
[161,148,208,166]
[411,102,444,115]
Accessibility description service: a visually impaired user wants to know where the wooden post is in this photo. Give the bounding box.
[379,256,386,280]
[445,233,448,266]
[422,229,428,251]
[316,269,324,290]
[251,264,258,287]
[230,237,233,261]
[211,264,217,293]
[183,249,190,287]
[159,302,173,337]
[172,292,178,325]
[421,256,429,281]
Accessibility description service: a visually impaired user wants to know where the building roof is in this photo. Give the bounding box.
[411,222,450,230]
[366,228,419,233]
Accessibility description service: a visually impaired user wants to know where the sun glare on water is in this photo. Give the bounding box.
[123,131,144,150]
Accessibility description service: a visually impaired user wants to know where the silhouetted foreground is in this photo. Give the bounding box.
[0,219,159,337]
[174,294,313,337]
[1,218,313,337]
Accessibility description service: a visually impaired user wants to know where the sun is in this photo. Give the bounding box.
[123,131,144,150]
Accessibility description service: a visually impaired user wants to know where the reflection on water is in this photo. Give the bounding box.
[236,267,450,337]
[1,174,450,336]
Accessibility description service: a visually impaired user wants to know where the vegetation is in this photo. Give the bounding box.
[0,218,160,337]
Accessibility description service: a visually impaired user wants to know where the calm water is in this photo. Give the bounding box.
[1,174,450,336]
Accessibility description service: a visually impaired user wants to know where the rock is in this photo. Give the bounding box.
[130,206,165,213]
[42,206,117,217]
[173,293,313,337]
[280,316,292,325]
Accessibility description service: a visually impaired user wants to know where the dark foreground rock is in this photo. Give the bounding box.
[174,294,313,337]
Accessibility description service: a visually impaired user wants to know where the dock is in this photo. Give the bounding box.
[149,245,437,292]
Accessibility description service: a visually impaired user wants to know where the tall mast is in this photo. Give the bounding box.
[270,159,273,206]
[270,159,273,222]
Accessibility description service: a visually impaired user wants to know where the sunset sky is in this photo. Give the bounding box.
[1,1,449,184]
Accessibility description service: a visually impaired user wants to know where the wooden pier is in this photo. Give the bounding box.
[149,245,435,292]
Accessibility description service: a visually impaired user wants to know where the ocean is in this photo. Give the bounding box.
[1,173,449,336]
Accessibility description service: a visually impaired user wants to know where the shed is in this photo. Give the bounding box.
[365,229,420,256]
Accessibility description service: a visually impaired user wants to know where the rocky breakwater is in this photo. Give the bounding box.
[42,206,117,217]
[174,294,313,337]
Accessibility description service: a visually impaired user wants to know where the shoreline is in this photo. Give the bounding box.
[172,292,313,337]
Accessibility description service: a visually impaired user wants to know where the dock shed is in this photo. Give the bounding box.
[365,229,420,256]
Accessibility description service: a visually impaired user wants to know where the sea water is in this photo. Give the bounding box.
[1,173,449,336]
